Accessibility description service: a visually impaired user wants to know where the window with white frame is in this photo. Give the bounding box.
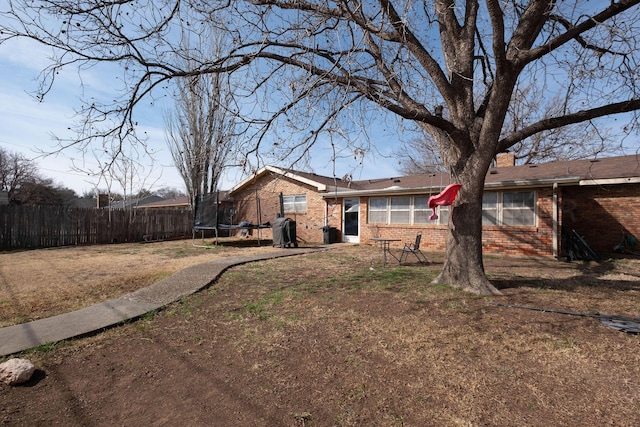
[482,191,535,226]
[368,197,388,223]
[390,196,411,224]
[413,196,431,223]
[367,191,535,226]
[436,205,450,224]
[482,192,499,225]
[368,195,443,225]
[502,191,535,225]
[283,194,307,213]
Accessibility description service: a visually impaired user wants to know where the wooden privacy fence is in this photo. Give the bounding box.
[0,205,193,250]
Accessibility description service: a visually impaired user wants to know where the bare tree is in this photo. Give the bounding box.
[110,150,157,212]
[164,27,238,208]
[394,133,445,175]
[0,147,78,204]
[154,186,186,199]
[12,178,78,206]
[0,147,41,201]
[3,1,640,294]
[398,84,625,173]
[503,84,624,164]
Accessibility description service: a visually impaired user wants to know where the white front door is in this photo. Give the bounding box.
[342,198,360,243]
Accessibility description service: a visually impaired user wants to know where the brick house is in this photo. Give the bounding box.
[227,155,640,258]
[228,166,341,242]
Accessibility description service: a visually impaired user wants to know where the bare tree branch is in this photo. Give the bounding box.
[499,98,640,151]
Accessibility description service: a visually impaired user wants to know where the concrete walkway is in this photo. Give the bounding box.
[0,246,325,357]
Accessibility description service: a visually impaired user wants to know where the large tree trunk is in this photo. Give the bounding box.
[431,169,502,296]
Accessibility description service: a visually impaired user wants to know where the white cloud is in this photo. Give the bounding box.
[0,30,186,195]
[0,22,403,196]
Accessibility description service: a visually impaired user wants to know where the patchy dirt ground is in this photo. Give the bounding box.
[1,242,640,426]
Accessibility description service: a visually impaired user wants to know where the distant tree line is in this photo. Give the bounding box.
[0,147,184,207]
[0,147,77,206]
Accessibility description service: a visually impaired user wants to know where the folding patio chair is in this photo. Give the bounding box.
[400,232,428,264]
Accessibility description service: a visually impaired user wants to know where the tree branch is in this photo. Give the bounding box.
[518,0,640,65]
[498,99,640,151]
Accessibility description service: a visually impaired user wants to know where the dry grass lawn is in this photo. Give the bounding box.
[1,240,640,426]
[0,238,279,327]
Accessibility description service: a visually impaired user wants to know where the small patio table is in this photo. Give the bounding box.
[370,238,402,267]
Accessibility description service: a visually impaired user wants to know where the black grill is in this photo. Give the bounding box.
[272,217,298,248]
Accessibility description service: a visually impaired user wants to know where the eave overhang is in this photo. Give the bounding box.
[229,165,328,194]
[321,177,584,199]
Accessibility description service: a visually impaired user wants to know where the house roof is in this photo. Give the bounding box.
[225,155,640,199]
[328,154,640,197]
[134,192,233,209]
[107,195,164,209]
[228,165,353,194]
[484,154,640,187]
[136,196,190,209]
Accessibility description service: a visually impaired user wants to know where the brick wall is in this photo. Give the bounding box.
[356,183,640,258]
[356,189,556,257]
[232,172,333,243]
[481,188,555,256]
[496,153,516,167]
[561,183,640,256]
[232,176,640,256]
[358,196,449,250]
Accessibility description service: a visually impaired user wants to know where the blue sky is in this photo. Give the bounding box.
[0,36,185,195]
[3,3,637,198]
[0,34,401,196]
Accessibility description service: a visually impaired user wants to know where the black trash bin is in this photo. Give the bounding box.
[272,217,298,248]
[322,226,338,244]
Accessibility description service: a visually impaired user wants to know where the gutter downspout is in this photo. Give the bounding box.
[552,182,558,258]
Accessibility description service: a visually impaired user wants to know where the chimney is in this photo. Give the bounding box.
[97,193,109,208]
[496,152,515,167]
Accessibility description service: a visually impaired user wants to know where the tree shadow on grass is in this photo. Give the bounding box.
[214,238,275,248]
[492,277,640,292]
[487,256,640,293]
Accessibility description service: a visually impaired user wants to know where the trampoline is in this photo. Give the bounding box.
[192,192,271,247]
